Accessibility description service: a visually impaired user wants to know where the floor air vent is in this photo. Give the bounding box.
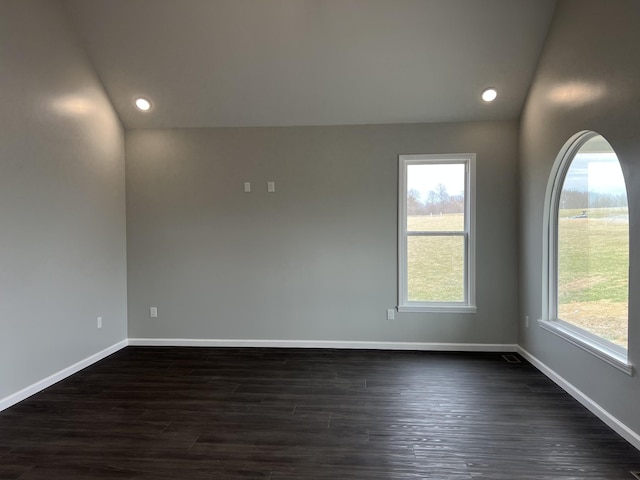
[502,354,521,364]
[631,471,640,479]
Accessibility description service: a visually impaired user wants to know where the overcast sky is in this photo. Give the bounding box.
[407,163,465,201]
[564,153,627,196]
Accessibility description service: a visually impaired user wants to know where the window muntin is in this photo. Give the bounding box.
[543,132,629,370]
[398,154,476,313]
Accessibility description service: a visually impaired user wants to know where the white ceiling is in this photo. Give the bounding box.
[63,0,557,129]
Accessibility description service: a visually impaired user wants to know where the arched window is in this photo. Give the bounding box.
[542,132,630,373]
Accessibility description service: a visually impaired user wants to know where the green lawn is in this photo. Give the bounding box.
[406,210,629,349]
[557,208,629,348]
[407,214,464,302]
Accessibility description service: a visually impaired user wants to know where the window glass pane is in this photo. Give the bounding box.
[557,136,628,349]
[407,235,464,302]
[407,163,465,232]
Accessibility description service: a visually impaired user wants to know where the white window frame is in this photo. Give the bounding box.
[540,131,632,375]
[397,153,476,313]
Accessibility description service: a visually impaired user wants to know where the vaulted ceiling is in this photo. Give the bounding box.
[63,0,557,128]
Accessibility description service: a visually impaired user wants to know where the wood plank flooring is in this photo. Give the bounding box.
[1,347,639,479]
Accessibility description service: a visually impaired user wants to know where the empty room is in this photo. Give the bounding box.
[1,0,640,478]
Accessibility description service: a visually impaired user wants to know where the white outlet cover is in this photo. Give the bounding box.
[150,307,158,318]
[97,316,102,329]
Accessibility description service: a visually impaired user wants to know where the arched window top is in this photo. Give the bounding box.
[541,131,631,374]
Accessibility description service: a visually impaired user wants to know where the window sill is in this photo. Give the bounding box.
[398,305,477,314]
[538,319,633,376]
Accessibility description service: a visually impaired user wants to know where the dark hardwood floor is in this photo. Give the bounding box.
[1,347,639,479]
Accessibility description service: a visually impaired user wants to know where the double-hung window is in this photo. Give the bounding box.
[398,154,476,313]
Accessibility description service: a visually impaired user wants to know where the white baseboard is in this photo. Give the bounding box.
[517,346,640,451]
[0,339,128,413]
[128,338,518,352]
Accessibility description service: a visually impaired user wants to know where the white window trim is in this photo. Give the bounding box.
[397,153,476,313]
[541,131,632,375]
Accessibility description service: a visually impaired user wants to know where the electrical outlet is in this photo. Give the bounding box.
[387,308,395,321]
[97,316,102,329]
[525,315,529,328]
[150,307,158,318]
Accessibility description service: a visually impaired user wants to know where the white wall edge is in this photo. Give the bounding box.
[128,338,517,352]
[0,339,129,413]
[517,346,640,451]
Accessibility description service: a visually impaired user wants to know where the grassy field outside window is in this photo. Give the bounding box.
[557,207,629,348]
[407,214,464,302]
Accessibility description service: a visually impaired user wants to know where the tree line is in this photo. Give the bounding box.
[560,189,627,209]
[407,184,464,215]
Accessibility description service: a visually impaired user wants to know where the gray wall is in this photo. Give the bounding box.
[126,122,519,344]
[519,0,640,434]
[0,0,127,400]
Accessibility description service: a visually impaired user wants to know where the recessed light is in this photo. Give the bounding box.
[135,97,152,111]
[481,88,498,102]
